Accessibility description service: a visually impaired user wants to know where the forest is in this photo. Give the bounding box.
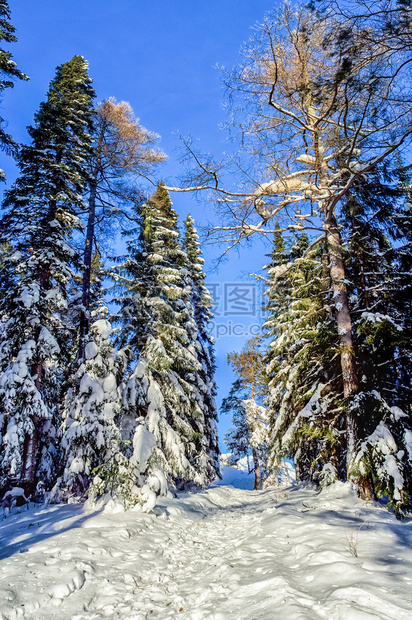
[0,0,412,522]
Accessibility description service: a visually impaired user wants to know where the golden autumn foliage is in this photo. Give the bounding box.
[95,98,166,180]
[227,336,266,400]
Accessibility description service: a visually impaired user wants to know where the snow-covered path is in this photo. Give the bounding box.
[1,470,412,619]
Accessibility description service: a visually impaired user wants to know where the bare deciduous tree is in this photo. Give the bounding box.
[315,0,412,53]
[78,99,166,359]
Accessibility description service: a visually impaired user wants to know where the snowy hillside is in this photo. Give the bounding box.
[1,467,412,619]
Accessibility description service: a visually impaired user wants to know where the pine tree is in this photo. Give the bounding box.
[0,0,28,180]
[0,56,95,493]
[113,185,214,490]
[183,215,213,338]
[183,214,219,479]
[341,163,412,515]
[264,231,344,485]
[263,165,412,513]
[58,320,122,499]
[178,3,412,496]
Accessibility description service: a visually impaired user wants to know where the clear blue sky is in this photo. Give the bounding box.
[1,0,278,448]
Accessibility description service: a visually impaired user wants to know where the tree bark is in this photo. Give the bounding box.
[20,416,40,495]
[325,210,374,498]
[252,445,261,490]
[324,209,360,473]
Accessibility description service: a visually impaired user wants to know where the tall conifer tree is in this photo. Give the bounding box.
[341,164,412,515]
[0,0,28,179]
[0,56,95,493]
[263,166,412,514]
[264,231,343,484]
[114,186,216,488]
[183,214,219,480]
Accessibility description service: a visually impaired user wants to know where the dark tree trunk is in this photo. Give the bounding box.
[252,446,261,490]
[20,416,40,496]
[325,210,359,466]
[324,209,373,498]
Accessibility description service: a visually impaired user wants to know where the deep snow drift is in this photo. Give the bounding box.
[1,466,412,619]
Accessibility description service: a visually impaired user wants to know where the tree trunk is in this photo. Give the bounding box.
[324,210,359,469]
[20,416,40,495]
[312,122,368,491]
[78,179,97,360]
[252,445,261,490]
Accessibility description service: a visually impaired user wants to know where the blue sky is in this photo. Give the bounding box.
[1,0,278,447]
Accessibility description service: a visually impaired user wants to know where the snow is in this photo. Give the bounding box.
[216,457,254,490]
[18,284,40,309]
[3,487,29,500]
[391,406,407,422]
[84,341,99,360]
[130,425,157,473]
[92,319,112,341]
[349,161,366,173]
[405,429,412,461]
[296,153,316,165]
[1,470,412,619]
[360,312,402,331]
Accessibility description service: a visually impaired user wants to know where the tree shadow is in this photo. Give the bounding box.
[0,503,103,562]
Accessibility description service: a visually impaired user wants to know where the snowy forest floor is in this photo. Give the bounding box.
[1,467,412,620]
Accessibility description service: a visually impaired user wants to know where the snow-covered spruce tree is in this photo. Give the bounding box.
[0,0,28,180]
[113,185,214,491]
[223,337,268,490]
[183,214,219,478]
[340,163,412,515]
[263,230,344,486]
[57,319,122,500]
[0,56,95,494]
[263,163,412,511]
